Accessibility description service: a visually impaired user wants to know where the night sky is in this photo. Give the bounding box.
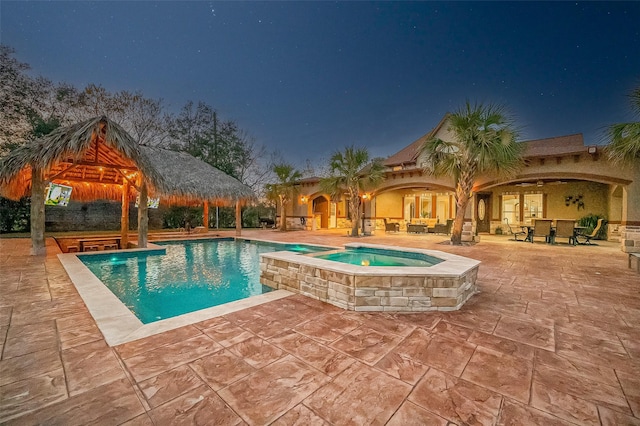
[2,1,639,166]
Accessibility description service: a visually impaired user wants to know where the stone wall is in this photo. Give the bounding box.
[260,257,479,312]
[45,200,166,232]
[629,253,639,274]
[622,225,640,253]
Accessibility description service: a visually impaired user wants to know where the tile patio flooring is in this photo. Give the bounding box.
[1,230,639,425]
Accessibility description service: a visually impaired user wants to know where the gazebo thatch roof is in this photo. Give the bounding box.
[0,116,255,205]
[0,116,164,201]
[140,146,255,205]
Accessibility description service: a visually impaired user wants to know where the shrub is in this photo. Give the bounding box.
[577,213,607,240]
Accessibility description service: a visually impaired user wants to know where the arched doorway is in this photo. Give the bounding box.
[312,196,329,229]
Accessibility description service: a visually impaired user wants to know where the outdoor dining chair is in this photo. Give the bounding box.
[553,219,577,245]
[503,218,527,241]
[529,219,552,243]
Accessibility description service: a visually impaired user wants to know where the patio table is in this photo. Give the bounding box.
[78,237,121,252]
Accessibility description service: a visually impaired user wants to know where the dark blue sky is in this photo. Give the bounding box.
[2,1,639,165]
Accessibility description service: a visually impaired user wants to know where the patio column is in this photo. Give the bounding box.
[137,181,148,248]
[235,201,242,236]
[120,179,130,249]
[30,165,46,256]
[203,202,209,230]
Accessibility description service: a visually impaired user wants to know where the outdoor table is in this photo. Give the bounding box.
[78,237,121,252]
[407,224,428,233]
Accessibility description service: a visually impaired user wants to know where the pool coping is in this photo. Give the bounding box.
[58,242,294,346]
[268,242,481,276]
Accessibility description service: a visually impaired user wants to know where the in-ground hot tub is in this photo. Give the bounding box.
[260,243,480,312]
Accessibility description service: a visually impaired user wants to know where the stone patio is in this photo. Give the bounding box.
[1,230,638,425]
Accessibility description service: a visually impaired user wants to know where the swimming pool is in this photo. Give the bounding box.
[79,238,329,323]
[315,246,443,267]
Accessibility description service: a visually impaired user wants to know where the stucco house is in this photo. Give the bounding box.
[278,116,640,252]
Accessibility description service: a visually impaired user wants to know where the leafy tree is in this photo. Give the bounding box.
[162,206,202,229]
[606,86,640,164]
[113,90,170,146]
[167,101,213,158]
[71,84,170,146]
[234,138,272,198]
[320,146,385,237]
[0,45,35,153]
[0,46,72,154]
[0,197,30,233]
[265,163,302,231]
[421,102,523,245]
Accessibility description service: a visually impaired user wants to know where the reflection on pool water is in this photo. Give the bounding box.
[315,246,443,267]
[79,238,329,324]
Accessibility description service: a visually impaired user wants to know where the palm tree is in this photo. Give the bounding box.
[420,102,524,245]
[606,86,640,164]
[265,163,302,231]
[320,146,385,237]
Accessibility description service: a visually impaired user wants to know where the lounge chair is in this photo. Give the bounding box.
[575,218,605,245]
[553,219,577,245]
[529,219,552,243]
[434,219,453,235]
[384,218,400,233]
[504,218,526,241]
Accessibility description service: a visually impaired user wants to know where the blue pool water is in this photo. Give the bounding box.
[79,239,328,324]
[316,247,443,267]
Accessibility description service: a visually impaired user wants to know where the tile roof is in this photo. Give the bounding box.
[383,115,450,167]
[521,133,586,157]
[384,114,588,167]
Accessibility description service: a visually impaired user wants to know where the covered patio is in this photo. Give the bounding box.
[1,230,638,425]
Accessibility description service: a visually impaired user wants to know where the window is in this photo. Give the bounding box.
[501,193,544,224]
[523,193,543,224]
[502,194,520,224]
[420,196,431,218]
[436,194,450,222]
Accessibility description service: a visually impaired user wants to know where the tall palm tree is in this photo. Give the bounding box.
[606,86,640,164]
[320,146,385,237]
[420,102,524,245]
[265,163,302,231]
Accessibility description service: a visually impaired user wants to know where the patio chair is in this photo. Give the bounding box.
[503,218,526,241]
[575,218,605,245]
[529,219,552,243]
[553,219,577,245]
[384,219,400,233]
[434,219,453,235]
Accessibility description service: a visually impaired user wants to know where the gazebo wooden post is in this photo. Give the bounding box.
[235,201,242,236]
[120,179,130,249]
[138,181,149,248]
[30,166,46,255]
[203,202,209,230]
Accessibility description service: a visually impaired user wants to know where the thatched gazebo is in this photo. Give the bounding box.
[0,116,254,255]
[140,145,255,233]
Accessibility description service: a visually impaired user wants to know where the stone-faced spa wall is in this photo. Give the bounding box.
[260,249,479,312]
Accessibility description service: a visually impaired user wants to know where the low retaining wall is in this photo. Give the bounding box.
[622,226,640,253]
[260,243,480,312]
[629,253,640,275]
